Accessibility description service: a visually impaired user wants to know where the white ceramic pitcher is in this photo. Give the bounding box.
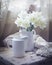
[20,30,34,51]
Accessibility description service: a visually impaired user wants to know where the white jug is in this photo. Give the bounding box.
[20,30,35,51]
[25,31,34,51]
[12,38,25,58]
[20,35,28,51]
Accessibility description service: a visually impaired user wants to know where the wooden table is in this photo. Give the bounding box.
[0,47,45,65]
[2,32,52,65]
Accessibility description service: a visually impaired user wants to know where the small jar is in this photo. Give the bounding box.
[12,38,25,58]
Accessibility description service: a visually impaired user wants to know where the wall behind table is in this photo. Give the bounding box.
[49,21,52,42]
[0,11,19,46]
[35,24,49,42]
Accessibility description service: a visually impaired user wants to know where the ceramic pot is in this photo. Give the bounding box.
[12,38,25,58]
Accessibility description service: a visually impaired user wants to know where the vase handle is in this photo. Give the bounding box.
[32,30,36,35]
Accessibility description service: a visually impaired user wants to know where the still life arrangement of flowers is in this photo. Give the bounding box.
[15,10,47,32]
[14,10,47,52]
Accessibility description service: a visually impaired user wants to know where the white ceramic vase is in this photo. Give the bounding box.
[20,30,34,51]
[26,31,34,51]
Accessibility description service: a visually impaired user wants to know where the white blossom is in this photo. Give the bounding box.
[15,10,47,30]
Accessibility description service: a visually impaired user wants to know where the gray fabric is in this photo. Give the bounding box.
[34,36,49,49]
[36,47,52,57]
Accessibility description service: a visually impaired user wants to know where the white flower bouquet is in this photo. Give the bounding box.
[15,10,47,31]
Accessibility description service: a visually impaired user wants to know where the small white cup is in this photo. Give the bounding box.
[12,38,25,58]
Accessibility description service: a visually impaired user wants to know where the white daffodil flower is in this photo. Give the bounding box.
[15,10,47,31]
